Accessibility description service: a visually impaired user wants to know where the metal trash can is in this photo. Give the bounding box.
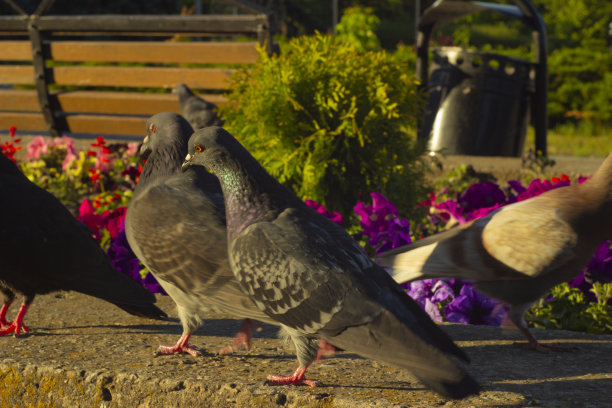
[422,47,533,156]
[415,0,548,157]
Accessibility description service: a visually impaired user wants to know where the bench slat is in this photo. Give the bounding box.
[51,66,234,89]
[0,41,32,61]
[0,112,47,132]
[64,114,147,136]
[0,40,261,64]
[0,112,145,136]
[0,90,227,116]
[0,66,35,85]
[49,41,260,64]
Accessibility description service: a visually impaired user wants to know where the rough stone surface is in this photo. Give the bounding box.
[1,292,611,407]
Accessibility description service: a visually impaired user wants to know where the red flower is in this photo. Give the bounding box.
[88,168,100,183]
[91,136,106,148]
[1,125,22,163]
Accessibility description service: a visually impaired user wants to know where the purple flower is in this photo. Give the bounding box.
[107,230,167,295]
[445,285,506,326]
[304,199,343,226]
[584,240,612,282]
[405,279,454,323]
[372,216,412,254]
[434,199,465,224]
[516,178,567,202]
[354,192,398,239]
[464,203,502,222]
[459,182,507,212]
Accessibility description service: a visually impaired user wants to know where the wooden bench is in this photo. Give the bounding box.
[0,1,276,139]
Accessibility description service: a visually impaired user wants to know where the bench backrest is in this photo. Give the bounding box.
[0,9,275,139]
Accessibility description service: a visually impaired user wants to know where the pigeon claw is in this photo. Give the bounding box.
[156,343,201,357]
[265,366,317,387]
[0,321,29,337]
[219,318,253,355]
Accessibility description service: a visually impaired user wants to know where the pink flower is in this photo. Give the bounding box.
[26,136,48,160]
[101,207,127,239]
[77,199,103,240]
[126,142,140,157]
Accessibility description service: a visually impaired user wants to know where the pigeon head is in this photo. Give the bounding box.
[181,126,245,174]
[173,83,195,104]
[142,112,193,159]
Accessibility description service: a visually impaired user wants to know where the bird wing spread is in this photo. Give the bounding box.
[482,199,577,278]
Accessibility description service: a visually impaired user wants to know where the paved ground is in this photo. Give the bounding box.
[1,293,611,407]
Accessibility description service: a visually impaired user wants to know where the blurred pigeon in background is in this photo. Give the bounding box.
[376,153,612,352]
[125,112,275,356]
[0,153,167,337]
[174,83,224,130]
[182,127,480,399]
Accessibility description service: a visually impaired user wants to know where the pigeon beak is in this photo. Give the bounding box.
[139,136,152,158]
[181,153,193,172]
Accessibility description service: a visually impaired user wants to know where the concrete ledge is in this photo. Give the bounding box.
[1,293,611,407]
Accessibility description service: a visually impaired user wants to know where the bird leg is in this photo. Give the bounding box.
[266,365,317,387]
[0,302,30,337]
[156,331,201,357]
[219,318,255,355]
[314,339,337,362]
[0,300,13,329]
[514,326,577,353]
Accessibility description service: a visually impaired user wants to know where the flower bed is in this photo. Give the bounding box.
[3,128,611,334]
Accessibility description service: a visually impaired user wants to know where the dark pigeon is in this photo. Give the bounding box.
[125,112,275,356]
[182,127,481,399]
[174,83,224,130]
[0,152,167,337]
[377,152,612,352]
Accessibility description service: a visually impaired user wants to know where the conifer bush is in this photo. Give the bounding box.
[220,33,426,216]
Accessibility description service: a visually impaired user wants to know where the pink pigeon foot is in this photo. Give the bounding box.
[266,365,317,387]
[156,332,201,357]
[219,318,254,355]
[0,301,12,329]
[314,340,337,362]
[514,326,577,353]
[0,303,30,336]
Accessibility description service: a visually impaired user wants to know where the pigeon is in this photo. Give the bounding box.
[174,83,224,130]
[125,112,276,357]
[0,152,167,337]
[182,127,481,399]
[376,153,612,352]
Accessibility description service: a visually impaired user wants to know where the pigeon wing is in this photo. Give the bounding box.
[481,199,577,278]
[126,171,268,320]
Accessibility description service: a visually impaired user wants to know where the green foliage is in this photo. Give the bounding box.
[532,0,612,49]
[220,33,427,216]
[527,283,612,335]
[547,42,612,128]
[335,6,381,52]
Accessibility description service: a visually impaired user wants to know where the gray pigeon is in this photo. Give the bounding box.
[174,83,224,130]
[376,153,612,352]
[0,153,167,337]
[182,127,480,399]
[125,112,275,356]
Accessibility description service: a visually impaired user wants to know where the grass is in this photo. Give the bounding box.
[524,126,612,158]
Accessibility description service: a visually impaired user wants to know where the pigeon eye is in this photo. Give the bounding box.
[194,145,204,153]
[149,124,156,133]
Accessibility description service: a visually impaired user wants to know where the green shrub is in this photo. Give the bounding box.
[547,41,612,128]
[335,6,381,52]
[220,33,426,216]
[527,283,612,335]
